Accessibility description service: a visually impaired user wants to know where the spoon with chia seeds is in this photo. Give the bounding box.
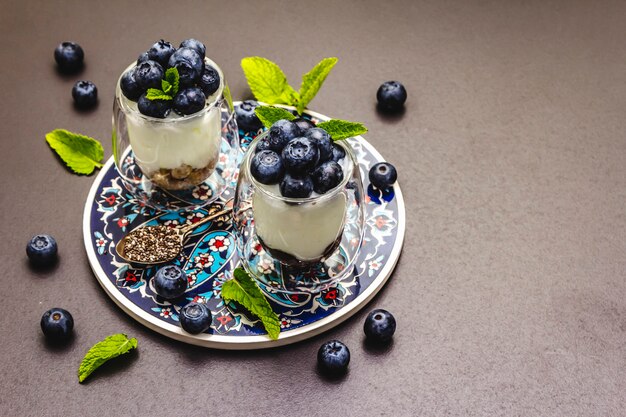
[115,203,232,265]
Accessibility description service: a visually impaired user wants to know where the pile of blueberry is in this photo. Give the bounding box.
[250,118,347,198]
[120,39,221,118]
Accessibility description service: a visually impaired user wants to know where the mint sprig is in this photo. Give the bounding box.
[45,129,104,175]
[317,119,368,141]
[146,88,173,101]
[78,333,137,383]
[146,67,179,101]
[296,57,338,114]
[255,106,296,127]
[221,268,281,340]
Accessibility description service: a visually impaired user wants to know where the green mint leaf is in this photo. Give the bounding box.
[164,67,179,95]
[78,333,137,383]
[221,267,280,340]
[45,129,104,175]
[223,83,234,112]
[317,119,368,140]
[161,79,172,95]
[146,88,173,101]
[297,57,338,114]
[241,56,298,105]
[255,106,296,128]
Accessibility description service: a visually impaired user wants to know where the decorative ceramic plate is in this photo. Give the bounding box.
[82,107,405,349]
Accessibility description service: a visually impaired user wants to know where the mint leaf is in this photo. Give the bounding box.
[241,57,299,105]
[255,106,296,128]
[223,83,234,112]
[45,129,104,175]
[317,119,368,140]
[161,79,172,95]
[164,67,179,95]
[297,57,338,114]
[78,333,137,383]
[146,88,173,101]
[221,267,280,340]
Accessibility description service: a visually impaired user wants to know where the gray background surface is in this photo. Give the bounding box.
[1,0,625,416]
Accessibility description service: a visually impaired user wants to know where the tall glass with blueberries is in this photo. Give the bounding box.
[113,39,238,211]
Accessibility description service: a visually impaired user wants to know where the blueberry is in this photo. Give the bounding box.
[267,119,302,152]
[305,128,332,162]
[135,60,164,90]
[331,144,346,162]
[26,234,58,266]
[179,302,212,334]
[255,137,271,153]
[198,65,221,97]
[137,51,149,64]
[282,137,319,174]
[120,67,143,101]
[376,81,407,112]
[72,81,98,109]
[137,93,171,118]
[311,161,343,194]
[54,42,84,73]
[146,39,176,68]
[293,117,315,133]
[250,150,284,184]
[317,340,350,375]
[369,162,397,189]
[364,309,396,343]
[154,265,187,299]
[41,308,74,341]
[168,47,204,87]
[280,173,313,198]
[173,87,206,115]
[235,100,262,132]
[179,39,206,60]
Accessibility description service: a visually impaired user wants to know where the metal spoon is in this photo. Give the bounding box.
[115,203,232,266]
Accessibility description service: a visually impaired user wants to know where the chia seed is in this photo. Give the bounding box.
[122,226,182,263]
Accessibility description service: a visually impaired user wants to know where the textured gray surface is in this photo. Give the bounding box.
[1,0,625,416]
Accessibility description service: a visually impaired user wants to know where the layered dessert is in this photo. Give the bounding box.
[116,39,223,190]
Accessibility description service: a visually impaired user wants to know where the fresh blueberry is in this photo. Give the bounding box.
[250,150,284,184]
[54,42,84,73]
[305,128,332,162]
[317,340,350,375]
[255,137,271,152]
[173,87,206,115]
[311,161,343,194]
[235,100,262,132]
[41,308,74,341]
[282,137,319,174]
[331,144,346,162]
[26,234,58,266]
[154,265,187,299]
[280,173,313,198]
[267,119,302,152]
[179,38,206,60]
[72,81,98,109]
[137,93,171,118]
[179,302,212,334]
[168,47,204,87]
[364,309,396,343]
[376,81,407,112]
[120,67,143,101]
[293,117,315,133]
[369,162,397,189]
[198,65,221,97]
[135,60,164,90]
[147,39,176,68]
[137,51,149,64]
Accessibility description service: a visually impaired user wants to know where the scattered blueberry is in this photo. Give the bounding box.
[134,60,164,90]
[376,81,407,112]
[251,150,284,184]
[26,234,58,266]
[293,117,315,133]
[317,340,350,375]
[267,119,302,152]
[168,47,204,87]
[179,302,212,334]
[120,68,143,101]
[41,308,74,341]
[147,39,176,68]
[368,162,397,189]
[179,38,206,60]
[72,81,98,109]
[198,65,221,97]
[235,100,262,133]
[137,93,171,118]
[305,128,333,162]
[311,161,344,194]
[137,51,149,64]
[154,265,187,299]
[280,173,313,198]
[330,144,346,162]
[282,137,319,174]
[54,42,84,73]
[364,309,396,343]
[173,87,206,115]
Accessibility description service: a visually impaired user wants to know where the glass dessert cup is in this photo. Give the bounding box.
[113,58,239,212]
[233,132,365,294]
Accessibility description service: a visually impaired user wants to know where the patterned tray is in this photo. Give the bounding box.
[82,108,405,349]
